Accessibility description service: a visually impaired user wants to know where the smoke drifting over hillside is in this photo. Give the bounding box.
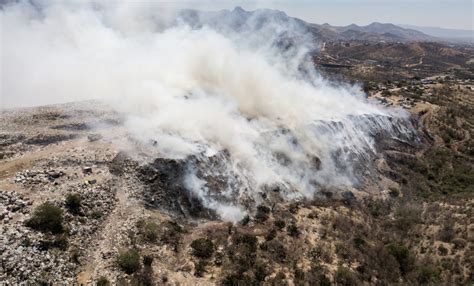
[1,1,413,221]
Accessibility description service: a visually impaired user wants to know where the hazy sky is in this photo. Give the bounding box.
[174,0,473,30]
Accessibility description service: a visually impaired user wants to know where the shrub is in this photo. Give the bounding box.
[265,240,287,262]
[161,275,168,283]
[233,234,257,250]
[362,81,372,93]
[381,90,391,97]
[133,267,154,286]
[70,247,80,263]
[65,193,81,214]
[316,273,331,286]
[353,235,366,249]
[38,233,69,251]
[309,244,333,263]
[141,221,159,243]
[438,245,449,256]
[388,187,400,197]
[306,265,331,286]
[367,199,391,218]
[387,243,412,274]
[335,243,354,261]
[333,216,354,232]
[361,244,401,282]
[190,238,214,259]
[117,249,141,274]
[240,215,250,226]
[307,211,318,219]
[440,258,453,270]
[255,205,270,222]
[97,276,110,286]
[288,203,299,214]
[387,243,408,261]
[287,223,300,237]
[53,233,68,249]
[37,279,50,286]
[274,219,286,230]
[394,203,422,232]
[265,228,277,241]
[222,273,246,286]
[267,272,287,285]
[161,220,184,249]
[21,237,31,247]
[25,202,64,234]
[334,266,358,286]
[221,263,266,285]
[194,260,206,277]
[452,238,467,249]
[230,234,258,271]
[143,255,154,267]
[294,266,305,281]
[438,221,455,242]
[254,263,267,282]
[89,210,104,219]
[416,266,440,284]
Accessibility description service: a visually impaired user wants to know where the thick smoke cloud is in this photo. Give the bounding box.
[1,1,411,221]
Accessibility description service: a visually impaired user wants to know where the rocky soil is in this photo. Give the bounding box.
[1,94,472,285]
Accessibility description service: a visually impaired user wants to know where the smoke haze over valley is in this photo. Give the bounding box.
[1,1,416,220]
[0,1,472,285]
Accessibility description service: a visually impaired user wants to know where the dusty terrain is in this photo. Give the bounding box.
[1,36,473,285]
[1,3,473,284]
[1,70,473,286]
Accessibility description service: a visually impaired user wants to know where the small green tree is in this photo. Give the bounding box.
[362,81,372,94]
[274,219,286,230]
[381,90,391,97]
[96,276,110,286]
[142,221,159,243]
[387,243,413,275]
[143,255,154,267]
[190,238,214,259]
[255,205,270,222]
[394,203,422,232]
[417,266,440,284]
[25,202,64,234]
[117,249,141,274]
[65,193,81,214]
[438,220,455,242]
[335,266,358,286]
[287,223,300,237]
[194,260,207,277]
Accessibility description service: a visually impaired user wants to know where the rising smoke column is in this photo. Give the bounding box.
[1,1,414,221]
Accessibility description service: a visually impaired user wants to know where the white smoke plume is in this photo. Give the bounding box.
[1,1,413,221]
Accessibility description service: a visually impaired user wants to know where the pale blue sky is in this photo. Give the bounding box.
[172,0,473,30]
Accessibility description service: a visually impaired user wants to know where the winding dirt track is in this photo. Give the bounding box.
[77,183,144,284]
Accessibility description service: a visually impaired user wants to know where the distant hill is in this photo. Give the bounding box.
[176,7,439,43]
[399,24,474,43]
[333,22,435,42]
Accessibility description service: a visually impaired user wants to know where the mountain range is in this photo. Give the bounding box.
[177,7,472,44]
[399,24,473,43]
